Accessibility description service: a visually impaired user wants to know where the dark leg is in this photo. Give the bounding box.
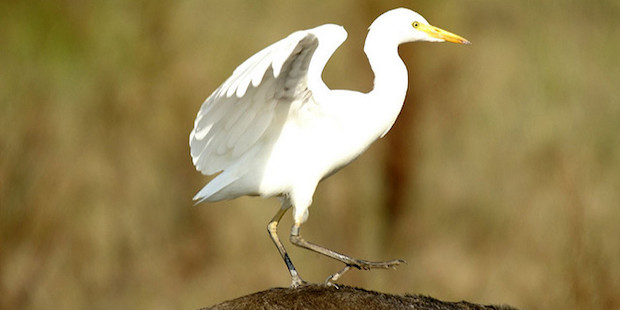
[267,205,305,287]
[289,222,405,283]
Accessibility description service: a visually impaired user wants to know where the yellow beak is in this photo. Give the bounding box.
[417,23,471,45]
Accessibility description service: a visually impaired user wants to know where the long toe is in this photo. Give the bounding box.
[351,258,406,270]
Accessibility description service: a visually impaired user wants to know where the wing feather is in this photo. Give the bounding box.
[189,24,348,189]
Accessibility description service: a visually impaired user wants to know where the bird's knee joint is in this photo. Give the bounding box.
[289,225,302,243]
[290,234,301,244]
[267,221,278,234]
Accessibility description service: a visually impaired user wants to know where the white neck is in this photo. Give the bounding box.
[362,28,409,136]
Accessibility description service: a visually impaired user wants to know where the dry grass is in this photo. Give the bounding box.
[1,1,619,309]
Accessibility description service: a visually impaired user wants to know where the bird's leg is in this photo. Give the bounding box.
[289,222,405,283]
[267,205,305,288]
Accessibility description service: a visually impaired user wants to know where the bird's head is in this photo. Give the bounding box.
[369,8,470,45]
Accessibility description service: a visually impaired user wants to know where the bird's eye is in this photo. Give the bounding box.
[413,21,419,28]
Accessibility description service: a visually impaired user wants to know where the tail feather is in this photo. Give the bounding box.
[193,171,240,205]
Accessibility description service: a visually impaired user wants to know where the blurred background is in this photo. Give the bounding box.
[2,0,619,309]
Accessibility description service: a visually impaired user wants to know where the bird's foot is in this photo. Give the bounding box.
[290,274,308,288]
[323,258,406,287]
[324,265,351,288]
[346,258,406,270]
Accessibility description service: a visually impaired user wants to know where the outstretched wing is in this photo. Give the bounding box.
[189,24,347,180]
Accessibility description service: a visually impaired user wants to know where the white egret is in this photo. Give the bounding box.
[190,8,469,287]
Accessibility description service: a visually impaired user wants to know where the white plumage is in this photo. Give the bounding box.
[189,8,469,287]
[189,24,348,213]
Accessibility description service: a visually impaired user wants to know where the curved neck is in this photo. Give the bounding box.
[361,29,409,136]
[364,30,409,100]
